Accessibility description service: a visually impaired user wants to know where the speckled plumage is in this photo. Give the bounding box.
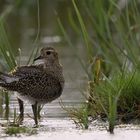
[0,47,64,125]
[1,65,63,104]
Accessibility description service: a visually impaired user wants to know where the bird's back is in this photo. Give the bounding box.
[0,65,64,104]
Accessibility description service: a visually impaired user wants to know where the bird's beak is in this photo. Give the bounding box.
[33,55,43,62]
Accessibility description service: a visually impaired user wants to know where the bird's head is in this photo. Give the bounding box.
[34,47,59,65]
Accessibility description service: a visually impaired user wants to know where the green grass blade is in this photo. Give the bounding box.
[72,0,92,60]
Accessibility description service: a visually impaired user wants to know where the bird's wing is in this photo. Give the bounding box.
[0,66,62,99]
[10,66,62,99]
[10,65,43,77]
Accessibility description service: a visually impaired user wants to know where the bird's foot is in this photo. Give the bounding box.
[33,124,39,128]
[15,114,24,125]
[27,113,34,119]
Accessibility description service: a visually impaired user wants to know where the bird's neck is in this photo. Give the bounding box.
[42,61,62,77]
[44,60,59,69]
[44,62,64,88]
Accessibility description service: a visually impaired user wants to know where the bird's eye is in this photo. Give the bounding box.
[46,51,51,55]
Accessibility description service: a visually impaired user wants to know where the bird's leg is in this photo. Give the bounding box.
[16,98,24,124]
[37,105,42,120]
[32,101,38,126]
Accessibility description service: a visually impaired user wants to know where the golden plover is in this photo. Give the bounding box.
[0,47,64,125]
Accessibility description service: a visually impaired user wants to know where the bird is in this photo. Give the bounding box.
[0,47,64,126]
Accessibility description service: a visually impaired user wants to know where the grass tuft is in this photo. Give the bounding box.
[5,126,37,136]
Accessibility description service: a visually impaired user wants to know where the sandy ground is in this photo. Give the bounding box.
[0,118,140,140]
[1,129,140,140]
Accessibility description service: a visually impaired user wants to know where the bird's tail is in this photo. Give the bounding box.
[0,72,9,84]
[0,72,19,85]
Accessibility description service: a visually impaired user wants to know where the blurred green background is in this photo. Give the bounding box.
[0,0,140,133]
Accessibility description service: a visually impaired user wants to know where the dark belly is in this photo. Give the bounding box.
[5,74,63,103]
[19,84,62,103]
